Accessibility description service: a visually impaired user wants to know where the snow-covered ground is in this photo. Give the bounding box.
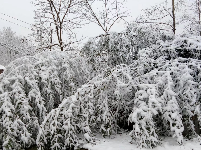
[84,132,201,150]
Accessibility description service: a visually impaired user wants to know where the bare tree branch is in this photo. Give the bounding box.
[32,0,86,51]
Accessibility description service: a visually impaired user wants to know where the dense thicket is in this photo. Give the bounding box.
[0,29,201,149]
[0,51,91,150]
[81,24,169,70]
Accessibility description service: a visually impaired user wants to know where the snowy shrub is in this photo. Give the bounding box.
[81,24,167,72]
[160,72,184,144]
[138,36,201,61]
[128,54,201,148]
[161,58,201,139]
[0,78,41,150]
[37,95,80,150]
[137,41,177,61]
[125,23,169,51]
[0,50,91,149]
[81,33,134,74]
[37,64,134,149]
[1,32,201,150]
[128,84,161,148]
[173,36,201,59]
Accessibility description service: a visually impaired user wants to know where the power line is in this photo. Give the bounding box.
[0,12,48,31]
[0,17,31,30]
[0,12,32,25]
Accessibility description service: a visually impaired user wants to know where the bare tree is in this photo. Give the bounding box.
[181,0,201,36]
[32,0,85,51]
[84,0,128,35]
[197,0,201,35]
[136,0,185,35]
[193,0,201,35]
[172,0,176,34]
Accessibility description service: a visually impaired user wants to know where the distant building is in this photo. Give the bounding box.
[0,65,5,74]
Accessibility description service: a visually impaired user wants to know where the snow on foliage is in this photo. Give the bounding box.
[0,27,36,66]
[128,84,161,148]
[1,34,201,149]
[38,52,201,149]
[0,50,91,149]
[81,23,167,72]
[128,56,201,147]
[36,64,133,150]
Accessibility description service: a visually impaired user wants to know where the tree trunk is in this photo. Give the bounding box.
[172,0,176,34]
[197,0,201,36]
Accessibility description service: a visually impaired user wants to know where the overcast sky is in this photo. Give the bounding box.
[0,0,164,39]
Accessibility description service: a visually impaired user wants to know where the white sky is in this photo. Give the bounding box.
[0,0,164,39]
